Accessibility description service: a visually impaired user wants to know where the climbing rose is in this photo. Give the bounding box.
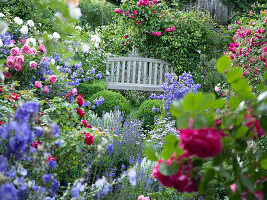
[46,156,56,163]
[21,45,31,54]
[31,141,42,148]
[77,95,84,107]
[14,63,22,71]
[49,75,57,83]
[179,127,223,158]
[35,81,42,89]
[84,133,94,145]
[15,55,24,65]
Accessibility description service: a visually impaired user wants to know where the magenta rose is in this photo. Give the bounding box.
[35,81,42,89]
[70,88,77,96]
[84,133,94,146]
[5,72,12,78]
[29,61,37,69]
[38,44,47,54]
[21,45,31,54]
[77,108,85,117]
[15,55,24,65]
[49,75,57,83]
[43,86,49,94]
[152,153,198,192]
[14,63,22,71]
[179,127,223,158]
[10,48,20,56]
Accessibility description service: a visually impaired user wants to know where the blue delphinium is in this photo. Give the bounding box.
[128,168,137,186]
[106,144,114,154]
[0,183,18,200]
[152,106,159,113]
[42,174,52,184]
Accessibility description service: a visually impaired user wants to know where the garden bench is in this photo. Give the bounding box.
[106,57,173,92]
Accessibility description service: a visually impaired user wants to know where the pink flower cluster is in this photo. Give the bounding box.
[114,8,122,13]
[165,26,176,33]
[137,195,150,200]
[152,32,161,36]
[137,0,157,7]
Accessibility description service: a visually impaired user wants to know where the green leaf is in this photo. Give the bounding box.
[229,97,242,110]
[240,175,253,192]
[161,134,179,160]
[168,162,179,175]
[212,99,226,109]
[171,101,183,117]
[235,138,247,152]
[217,55,231,74]
[159,162,169,176]
[234,126,248,139]
[260,115,267,131]
[193,114,208,128]
[183,92,199,111]
[199,93,216,109]
[145,143,158,161]
[226,68,242,83]
[176,112,190,129]
[260,154,267,169]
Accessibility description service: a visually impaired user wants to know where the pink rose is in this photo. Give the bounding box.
[84,133,94,145]
[137,2,141,6]
[21,39,26,44]
[21,45,31,54]
[152,0,157,3]
[70,88,77,96]
[43,86,49,94]
[29,61,37,69]
[35,81,42,89]
[179,127,223,158]
[153,10,156,13]
[241,191,263,200]
[49,75,57,83]
[31,48,37,55]
[137,195,150,200]
[5,72,12,78]
[38,44,47,54]
[14,63,22,71]
[10,48,20,56]
[7,59,15,68]
[15,55,24,65]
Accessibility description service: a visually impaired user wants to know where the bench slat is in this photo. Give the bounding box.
[143,61,147,84]
[159,63,163,85]
[121,61,125,83]
[116,61,120,82]
[149,62,152,84]
[107,83,163,92]
[108,57,171,65]
[127,61,130,83]
[154,63,158,85]
[110,61,114,82]
[137,61,141,84]
[132,61,136,83]
[165,65,169,82]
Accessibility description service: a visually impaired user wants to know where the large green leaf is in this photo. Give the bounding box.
[161,134,183,160]
[145,143,158,161]
[217,55,231,74]
[226,68,242,83]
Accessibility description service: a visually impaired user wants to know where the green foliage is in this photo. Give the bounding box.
[77,79,107,100]
[89,90,130,117]
[79,0,115,29]
[137,99,164,129]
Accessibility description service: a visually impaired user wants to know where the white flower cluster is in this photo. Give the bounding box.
[14,17,23,25]
[48,32,61,40]
[81,43,90,53]
[91,35,101,48]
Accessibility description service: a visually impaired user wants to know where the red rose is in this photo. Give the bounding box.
[31,141,42,148]
[0,121,4,126]
[77,108,85,117]
[77,95,84,107]
[5,72,12,78]
[46,156,56,163]
[0,87,2,93]
[88,124,93,129]
[84,133,94,145]
[81,119,88,127]
[179,127,223,158]
[152,153,198,192]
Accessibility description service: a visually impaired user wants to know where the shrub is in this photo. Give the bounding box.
[77,79,107,100]
[89,90,130,117]
[137,99,164,128]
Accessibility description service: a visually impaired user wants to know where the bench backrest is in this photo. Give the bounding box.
[106,57,173,92]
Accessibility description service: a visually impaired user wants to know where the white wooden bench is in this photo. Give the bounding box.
[106,57,173,92]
